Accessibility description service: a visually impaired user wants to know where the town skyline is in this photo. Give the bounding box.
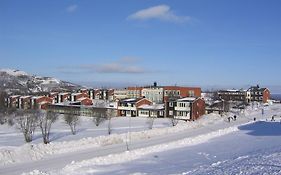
[1,0,281,90]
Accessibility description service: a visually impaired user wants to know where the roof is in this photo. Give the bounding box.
[71,93,82,96]
[58,92,70,95]
[248,85,268,92]
[77,97,91,101]
[10,95,20,98]
[121,98,138,103]
[177,97,197,102]
[20,96,31,99]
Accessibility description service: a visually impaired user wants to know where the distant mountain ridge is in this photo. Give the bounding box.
[0,69,82,95]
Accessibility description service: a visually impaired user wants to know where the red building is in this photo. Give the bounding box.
[117,98,152,117]
[31,96,53,109]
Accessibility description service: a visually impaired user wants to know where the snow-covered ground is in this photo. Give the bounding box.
[0,104,281,175]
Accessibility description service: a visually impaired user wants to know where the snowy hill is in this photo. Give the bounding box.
[0,69,81,94]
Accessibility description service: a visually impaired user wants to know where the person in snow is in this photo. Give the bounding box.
[233,115,237,121]
[228,117,231,122]
[254,117,256,121]
[271,115,275,121]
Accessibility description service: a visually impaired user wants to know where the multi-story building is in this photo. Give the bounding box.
[127,83,201,104]
[19,96,32,109]
[217,85,270,103]
[7,95,20,108]
[217,90,247,102]
[127,87,143,99]
[113,89,128,100]
[57,92,71,103]
[166,97,205,121]
[248,85,270,103]
[141,87,164,104]
[31,96,53,109]
[163,86,201,102]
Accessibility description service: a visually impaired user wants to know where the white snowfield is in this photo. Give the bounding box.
[0,114,224,166]
[0,104,281,175]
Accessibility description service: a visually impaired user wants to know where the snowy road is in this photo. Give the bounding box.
[0,106,278,175]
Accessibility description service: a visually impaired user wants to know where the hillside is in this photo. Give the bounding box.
[0,69,82,94]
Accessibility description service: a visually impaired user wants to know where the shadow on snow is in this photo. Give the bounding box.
[238,121,281,136]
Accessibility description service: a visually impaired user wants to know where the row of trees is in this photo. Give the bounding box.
[0,107,117,144]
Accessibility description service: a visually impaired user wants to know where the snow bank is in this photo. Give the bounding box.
[24,126,239,175]
[0,114,223,166]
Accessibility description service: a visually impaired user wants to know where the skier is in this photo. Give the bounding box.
[233,115,237,121]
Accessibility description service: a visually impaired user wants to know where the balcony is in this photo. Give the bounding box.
[117,106,136,111]
[175,107,190,111]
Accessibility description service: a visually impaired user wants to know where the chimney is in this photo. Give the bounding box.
[153,81,157,87]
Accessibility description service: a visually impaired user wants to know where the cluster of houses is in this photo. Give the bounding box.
[217,85,270,103]
[5,83,271,121]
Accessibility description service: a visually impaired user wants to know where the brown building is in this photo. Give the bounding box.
[217,85,270,104]
[248,86,270,103]
[19,96,32,109]
[167,97,205,121]
[7,95,21,108]
[217,90,248,102]
[31,96,53,109]
[163,86,201,102]
[71,93,89,102]
[58,92,71,103]
[76,97,93,106]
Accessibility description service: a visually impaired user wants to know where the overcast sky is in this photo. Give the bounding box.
[1,0,281,89]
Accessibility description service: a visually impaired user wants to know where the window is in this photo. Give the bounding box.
[189,90,195,97]
[169,102,173,107]
[169,111,173,115]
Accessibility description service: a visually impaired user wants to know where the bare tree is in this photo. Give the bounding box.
[0,108,16,125]
[0,108,7,125]
[64,108,80,135]
[91,108,106,127]
[15,109,40,143]
[106,109,116,135]
[0,91,9,125]
[170,116,179,127]
[39,110,58,144]
[146,115,156,130]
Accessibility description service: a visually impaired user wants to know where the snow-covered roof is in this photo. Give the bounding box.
[72,93,82,96]
[138,104,164,110]
[20,96,31,99]
[10,95,20,98]
[77,97,90,101]
[32,96,44,100]
[177,97,196,102]
[123,98,137,102]
[59,92,70,96]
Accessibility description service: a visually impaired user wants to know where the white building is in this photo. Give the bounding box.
[142,87,164,104]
